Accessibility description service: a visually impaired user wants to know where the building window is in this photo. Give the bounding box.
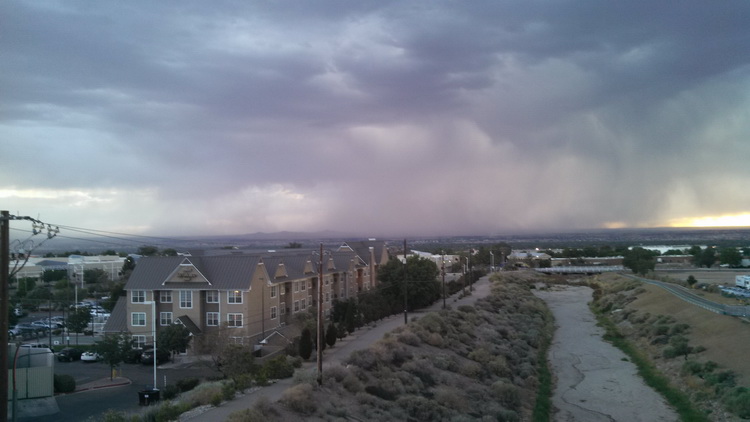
[325,292,330,303]
[270,306,277,319]
[131,312,146,326]
[132,335,146,349]
[280,302,286,315]
[294,281,299,293]
[270,285,277,298]
[160,291,172,303]
[179,291,193,309]
[206,290,219,303]
[324,277,329,285]
[293,301,300,313]
[227,313,243,327]
[301,298,306,310]
[301,281,306,291]
[228,290,242,304]
[206,312,219,326]
[132,290,145,303]
[160,312,173,326]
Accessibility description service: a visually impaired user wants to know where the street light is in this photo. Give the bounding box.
[143,300,157,391]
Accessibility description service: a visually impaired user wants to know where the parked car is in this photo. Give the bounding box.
[124,348,144,364]
[81,351,100,362]
[30,321,51,330]
[57,347,84,362]
[13,323,40,336]
[140,347,169,365]
[20,343,54,353]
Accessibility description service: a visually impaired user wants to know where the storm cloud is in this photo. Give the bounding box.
[3,1,750,237]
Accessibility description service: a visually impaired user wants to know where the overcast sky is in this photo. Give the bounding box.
[3,1,750,238]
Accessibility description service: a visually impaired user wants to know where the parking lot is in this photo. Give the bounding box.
[18,354,221,422]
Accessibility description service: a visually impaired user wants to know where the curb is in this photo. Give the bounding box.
[74,378,132,393]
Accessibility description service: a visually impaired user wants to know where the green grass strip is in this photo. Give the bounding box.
[594,311,709,422]
[532,315,554,422]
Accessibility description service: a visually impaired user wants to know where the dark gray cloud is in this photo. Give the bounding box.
[3,0,750,236]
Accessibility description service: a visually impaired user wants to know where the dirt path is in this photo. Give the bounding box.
[534,285,678,422]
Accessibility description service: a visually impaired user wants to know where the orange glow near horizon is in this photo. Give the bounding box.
[668,213,750,228]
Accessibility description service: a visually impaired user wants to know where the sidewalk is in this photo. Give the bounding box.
[185,274,493,421]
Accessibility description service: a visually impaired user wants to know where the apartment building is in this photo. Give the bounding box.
[104,240,389,350]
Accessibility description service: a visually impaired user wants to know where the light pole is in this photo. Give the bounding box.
[143,300,157,391]
[490,251,494,273]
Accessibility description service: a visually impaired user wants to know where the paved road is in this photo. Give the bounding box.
[623,274,750,317]
[186,275,493,421]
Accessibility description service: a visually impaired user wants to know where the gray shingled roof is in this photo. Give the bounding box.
[338,240,388,265]
[125,255,264,291]
[102,296,128,333]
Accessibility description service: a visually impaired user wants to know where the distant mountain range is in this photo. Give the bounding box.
[18,226,750,255]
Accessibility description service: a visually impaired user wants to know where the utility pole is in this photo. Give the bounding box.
[403,239,407,324]
[441,250,446,309]
[1,211,10,422]
[468,250,473,292]
[1,212,59,421]
[317,243,324,386]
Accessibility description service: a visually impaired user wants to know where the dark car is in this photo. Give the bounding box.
[57,347,84,362]
[124,348,144,364]
[140,347,170,365]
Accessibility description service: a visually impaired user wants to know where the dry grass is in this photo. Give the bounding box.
[595,273,750,420]
[628,281,750,383]
[229,271,554,421]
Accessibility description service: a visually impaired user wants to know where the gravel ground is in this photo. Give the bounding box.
[534,285,679,422]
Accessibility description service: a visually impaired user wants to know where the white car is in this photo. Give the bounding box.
[81,351,100,362]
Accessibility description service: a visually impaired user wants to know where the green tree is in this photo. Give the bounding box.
[378,256,441,310]
[15,278,36,298]
[96,333,134,379]
[667,335,694,360]
[285,242,303,249]
[84,268,109,284]
[122,256,136,273]
[663,249,685,256]
[137,245,159,256]
[719,247,742,267]
[26,286,53,303]
[622,247,657,276]
[218,344,257,381]
[157,324,192,360]
[325,322,337,348]
[67,307,93,345]
[299,328,313,360]
[694,247,717,268]
[162,248,178,256]
[686,275,698,289]
[42,269,67,283]
[102,282,125,313]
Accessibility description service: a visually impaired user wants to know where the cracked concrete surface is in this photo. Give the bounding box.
[534,285,678,422]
